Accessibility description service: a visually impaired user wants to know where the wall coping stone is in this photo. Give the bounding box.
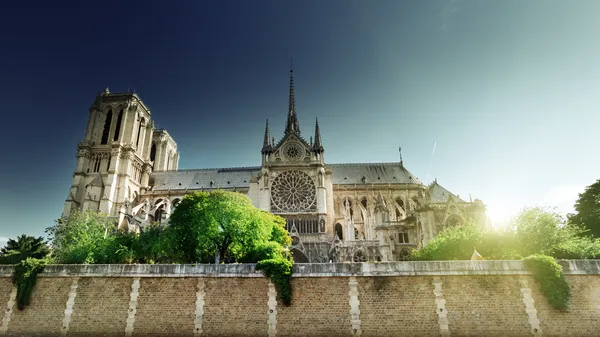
[0,260,598,278]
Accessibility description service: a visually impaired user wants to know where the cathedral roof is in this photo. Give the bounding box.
[428,180,466,203]
[328,162,422,185]
[149,162,422,191]
[149,167,260,191]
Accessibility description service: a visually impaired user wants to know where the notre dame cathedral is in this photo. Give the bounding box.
[62,70,487,263]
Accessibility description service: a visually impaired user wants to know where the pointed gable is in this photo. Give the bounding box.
[428,180,465,203]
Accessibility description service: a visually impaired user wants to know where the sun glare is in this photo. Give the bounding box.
[486,204,518,230]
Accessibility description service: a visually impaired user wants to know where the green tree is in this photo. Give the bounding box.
[46,210,120,264]
[568,179,600,238]
[168,190,289,263]
[412,207,600,261]
[0,235,50,264]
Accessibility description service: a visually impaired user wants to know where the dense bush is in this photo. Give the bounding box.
[12,257,48,310]
[524,255,571,310]
[412,207,600,261]
[256,256,293,305]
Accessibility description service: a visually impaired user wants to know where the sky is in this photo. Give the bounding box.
[1,0,600,246]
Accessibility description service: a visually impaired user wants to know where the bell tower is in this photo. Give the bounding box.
[62,89,177,219]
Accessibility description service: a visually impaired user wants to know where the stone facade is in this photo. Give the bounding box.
[1,261,600,336]
[62,72,488,263]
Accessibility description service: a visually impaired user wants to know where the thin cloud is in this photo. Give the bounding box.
[0,236,8,248]
[440,0,460,31]
[425,141,437,183]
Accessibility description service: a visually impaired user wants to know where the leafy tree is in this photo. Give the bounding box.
[412,207,600,261]
[131,223,172,264]
[511,207,568,257]
[0,235,50,264]
[168,190,289,263]
[46,210,120,264]
[568,179,600,238]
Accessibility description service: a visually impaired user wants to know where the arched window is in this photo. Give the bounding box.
[154,207,164,223]
[446,215,462,228]
[353,250,367,262]
[166,150,171,170]
[172,198,181,208]
[150,143,157,162]
[396,197,404,209]
[360,198,367,209]
[136,118,144,147]
[100,110,113,145]
[113,109,123,141]
[335,223,343,240]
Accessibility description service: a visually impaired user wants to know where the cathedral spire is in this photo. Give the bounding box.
[285,67,300,134]
[261,119,272,154]
[313,118,324,153]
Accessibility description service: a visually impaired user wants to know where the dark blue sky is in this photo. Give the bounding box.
[2,0,600,244]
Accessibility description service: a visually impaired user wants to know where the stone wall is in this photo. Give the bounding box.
[0,260,599,336]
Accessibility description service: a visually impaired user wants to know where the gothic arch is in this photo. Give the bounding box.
[100,109,113,145]
[335,223,343,240]
[113,109,124,141]
[291,248,309,263]
[445,214,464,228]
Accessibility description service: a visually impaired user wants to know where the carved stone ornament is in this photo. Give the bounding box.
[270,170,317,213]
[282,142,302,162]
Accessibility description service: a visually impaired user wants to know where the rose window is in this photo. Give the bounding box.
[282,143,302,161]
[270,170,316,213]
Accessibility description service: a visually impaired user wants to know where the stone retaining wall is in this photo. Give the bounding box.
[0,260,599,336]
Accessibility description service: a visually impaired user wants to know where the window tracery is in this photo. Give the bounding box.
[270,170,316,213]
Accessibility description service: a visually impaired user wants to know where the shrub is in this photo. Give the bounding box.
[12,257,48,310]
[524,254,570,310]
[256,257,293,305]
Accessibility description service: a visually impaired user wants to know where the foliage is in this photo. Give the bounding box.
[48,210,176,264]
[524,255,571,310]
[12,257,48,310]
[256,256,293,305]
[168,190,288,263]
[412,207,600,261]
[47,210,120,264]
[568,179,600,238]
[0,235,50,264]
[411,221,483,260]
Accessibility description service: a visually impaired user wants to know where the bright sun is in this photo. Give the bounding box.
[486,204,519,229]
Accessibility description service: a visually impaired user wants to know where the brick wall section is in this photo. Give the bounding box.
[357,276,439,337]
[443,275,531,336]
[0,278,13,311]
[276,277,351,337]
[68,277,132,336]
[201,278,269,337]
[133,278,197,337]
[532,275,600,337]
[0,261,599,336]
[6,277,73,336]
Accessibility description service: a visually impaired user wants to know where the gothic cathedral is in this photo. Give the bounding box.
[63,70,487,263]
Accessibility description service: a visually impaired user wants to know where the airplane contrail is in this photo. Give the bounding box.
[425,141,437,183]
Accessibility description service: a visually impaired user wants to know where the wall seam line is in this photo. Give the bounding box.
[433,276,450,336]
[194,278,205,335]
[267,281,277,337]
[348,276,361,336]
[125,277,140,337]
[60,277,79,336]
[520,278,543,336]
[0,287,17,335]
